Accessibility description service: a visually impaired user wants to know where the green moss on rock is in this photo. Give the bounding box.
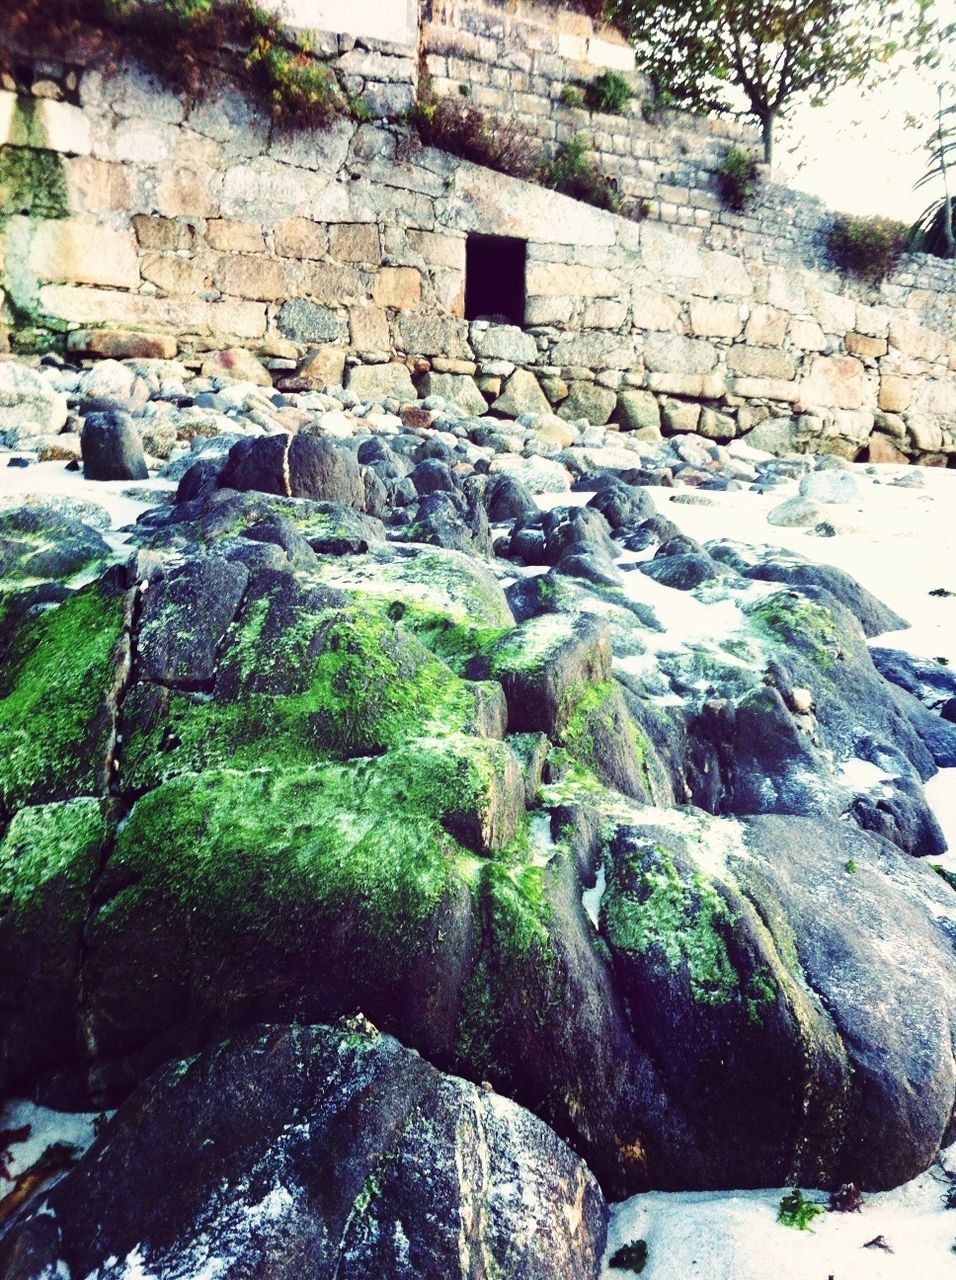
[0,146,69,219]
[749,593,839,669]
[0,797,107,924]
[122,602,494,788]
[99,761,463,975]
[603,844,741,1007]
[0,583,125,811]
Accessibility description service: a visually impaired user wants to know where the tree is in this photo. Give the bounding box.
[606,0,941,167]
[910,89,956,258]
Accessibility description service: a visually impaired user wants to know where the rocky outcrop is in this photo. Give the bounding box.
[0,1023,607,1280]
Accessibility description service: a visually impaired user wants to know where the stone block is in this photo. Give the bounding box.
[640,223,702,278]
[278,299,347,344]
[67,329,178,360]
[582,298,628,329]
[449,163,616,248]
[154,167,219,218]
[299,346,347,388]
[201,348,272,386]
[29,220,139,289]
[587,37,635,72]
[1,94,91,155]
[689,298,742,338]
[644,333,718,375]
[807,287,855,334]
[632,289,682,331]
[418,372,488,416]
[132,215,198,251]
[889,318,945,362]
[65,157,131,214]
[615,388,660,432]
[729,376,800,404]
[207,219,267,253]
[491,368,551,417]
[395,314,471,359]
[645,371,723,398]
[845,332,887,358]
[140,253,208,296]
[745,305,789,346]
[330,223,381,263]
[788,320,827,351]
[347,362,417,402]
[373,266,421,309]
[300,262,366,304]
[213,255,291,301]
[524,296,574,326]
[39,285,266,338]
[661,399,701,433]
[525,262,619,298]
[557,382,617,425]
[470,323,538,363]
[868,433,909,464]
[878,375,913,413]
[698,407,737,440]
[550,332,639,370]
[727,346,796,380]
[695,250,753,298]
[907,413,944,453]
[349,305,391,353]
[272,217,327,260]
[407,230,466,270]
[797,355,868,411]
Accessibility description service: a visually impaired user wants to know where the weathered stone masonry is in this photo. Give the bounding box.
[0,4,954,464]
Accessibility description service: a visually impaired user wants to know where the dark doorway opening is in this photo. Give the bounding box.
[465,234,527,326]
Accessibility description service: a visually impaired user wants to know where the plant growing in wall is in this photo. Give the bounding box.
[541,135,624,213]
[716,144,760,211]
[584,70,632,115]
[605,0,942,166]
[827,213,907,284]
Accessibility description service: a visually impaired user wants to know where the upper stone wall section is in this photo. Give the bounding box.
[273,0,419,48]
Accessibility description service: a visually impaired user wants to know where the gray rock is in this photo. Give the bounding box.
[0,1023,607,1280]
[799,469,862,504]
[767,495,825,528]
[77,359,137,403]
[346,362,417,403]
[0,361,68,440]
[81,410,149,481]
[616,388,661,434]
[557,382,617,426]
[491,368,551,417]
[418,371,488,417]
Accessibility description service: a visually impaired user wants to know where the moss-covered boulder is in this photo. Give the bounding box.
[0,575,128,815]
[0,505,113,587]
[599,806,956,1191]
[121,564,506,788]
[0,798,112,1092]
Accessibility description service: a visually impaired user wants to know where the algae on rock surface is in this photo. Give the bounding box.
[0,581,126,813]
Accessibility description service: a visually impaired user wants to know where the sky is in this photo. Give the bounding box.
[777,1,956,223]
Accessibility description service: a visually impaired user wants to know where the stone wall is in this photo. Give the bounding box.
[422,0,758,233]
[0,39,954,465]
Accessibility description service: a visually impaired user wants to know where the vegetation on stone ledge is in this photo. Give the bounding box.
[827,213,908,285]
[5,0,352,128]
[409,78,624,215]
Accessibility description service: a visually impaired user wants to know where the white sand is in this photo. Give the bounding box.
[603,1144,956,1279]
